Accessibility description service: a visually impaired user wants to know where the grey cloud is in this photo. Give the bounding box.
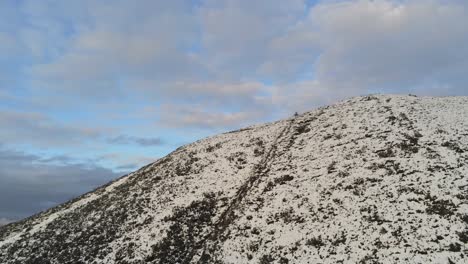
[6,0,468,132]
[198,0,307,79]
[25,0,305,104]
[135,81,272,109]
[307,0,468,94]
[159,103,270,130]
[96,153,156,171]
[107,135,164,147]
[39,154,76,164]
[138,81,278,129]
[0,110,101,147]
[0,218,12,226]
[27,0,202,98]
[115,164,140,171]
[272,80,364,115]
[0,146,121,221]
[257,0,468,113]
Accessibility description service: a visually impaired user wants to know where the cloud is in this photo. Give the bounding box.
[198,0,307,79]
[97,153,157,172]
[0,110,165,149]
[0,146,120,221]
[3,0,468,131]
[271,80,363,114]
[19,0,468,131]
[115,164,141,171]
[26,0,308,100]
[304,0,468,94]
[255,0,468,112]
[140,82,275,131]
[107,135,163,147]
[159,103,269,129]
[0,110,101,147]
[27,0,201,98]
[163,81,273,110]
[145,81,278,129]
[0,218,12,226]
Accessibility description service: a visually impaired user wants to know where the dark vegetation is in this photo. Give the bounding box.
[424,194,456,217]
[2,96,467,263]
[147,193,217,264]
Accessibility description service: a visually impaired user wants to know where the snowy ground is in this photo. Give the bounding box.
[0,95,467,264]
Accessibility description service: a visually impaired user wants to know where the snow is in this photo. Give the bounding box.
[1,94,467,263]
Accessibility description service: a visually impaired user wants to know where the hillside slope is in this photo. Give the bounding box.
[1,95,467,264]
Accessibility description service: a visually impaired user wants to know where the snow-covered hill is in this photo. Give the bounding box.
[1,95,467,264]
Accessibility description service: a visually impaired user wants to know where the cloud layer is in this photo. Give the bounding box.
[0,146,121,220]
[18,0,468,127]
[0,218,12,226]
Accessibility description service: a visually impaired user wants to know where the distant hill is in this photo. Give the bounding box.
[1,95,467,263]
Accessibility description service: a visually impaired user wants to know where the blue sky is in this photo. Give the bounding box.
[1,0,468,223]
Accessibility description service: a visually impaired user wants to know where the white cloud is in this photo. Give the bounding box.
[198,0,307,79]
[195,0,468,119]
[163,81,272,109]
[271,80,359,114]
[307,0,468,94]
[159,103,269,129]
[27,0,201,97]
[154,81,279,129]
[107,135,163,147]
[255,0,468,113]
[6,0,468,131]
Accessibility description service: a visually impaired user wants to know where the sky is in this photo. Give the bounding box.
[1,0,468,224]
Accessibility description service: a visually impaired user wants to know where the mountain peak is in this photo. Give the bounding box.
[1,95,467,263]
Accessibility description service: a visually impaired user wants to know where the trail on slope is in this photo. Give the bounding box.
[194,118,296,263]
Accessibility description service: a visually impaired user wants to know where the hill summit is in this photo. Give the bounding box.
[1,95,467,263]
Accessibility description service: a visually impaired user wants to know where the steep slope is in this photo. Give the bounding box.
[0,95,467,264]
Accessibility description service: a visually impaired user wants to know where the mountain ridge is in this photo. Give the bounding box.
[1,94,467,263]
